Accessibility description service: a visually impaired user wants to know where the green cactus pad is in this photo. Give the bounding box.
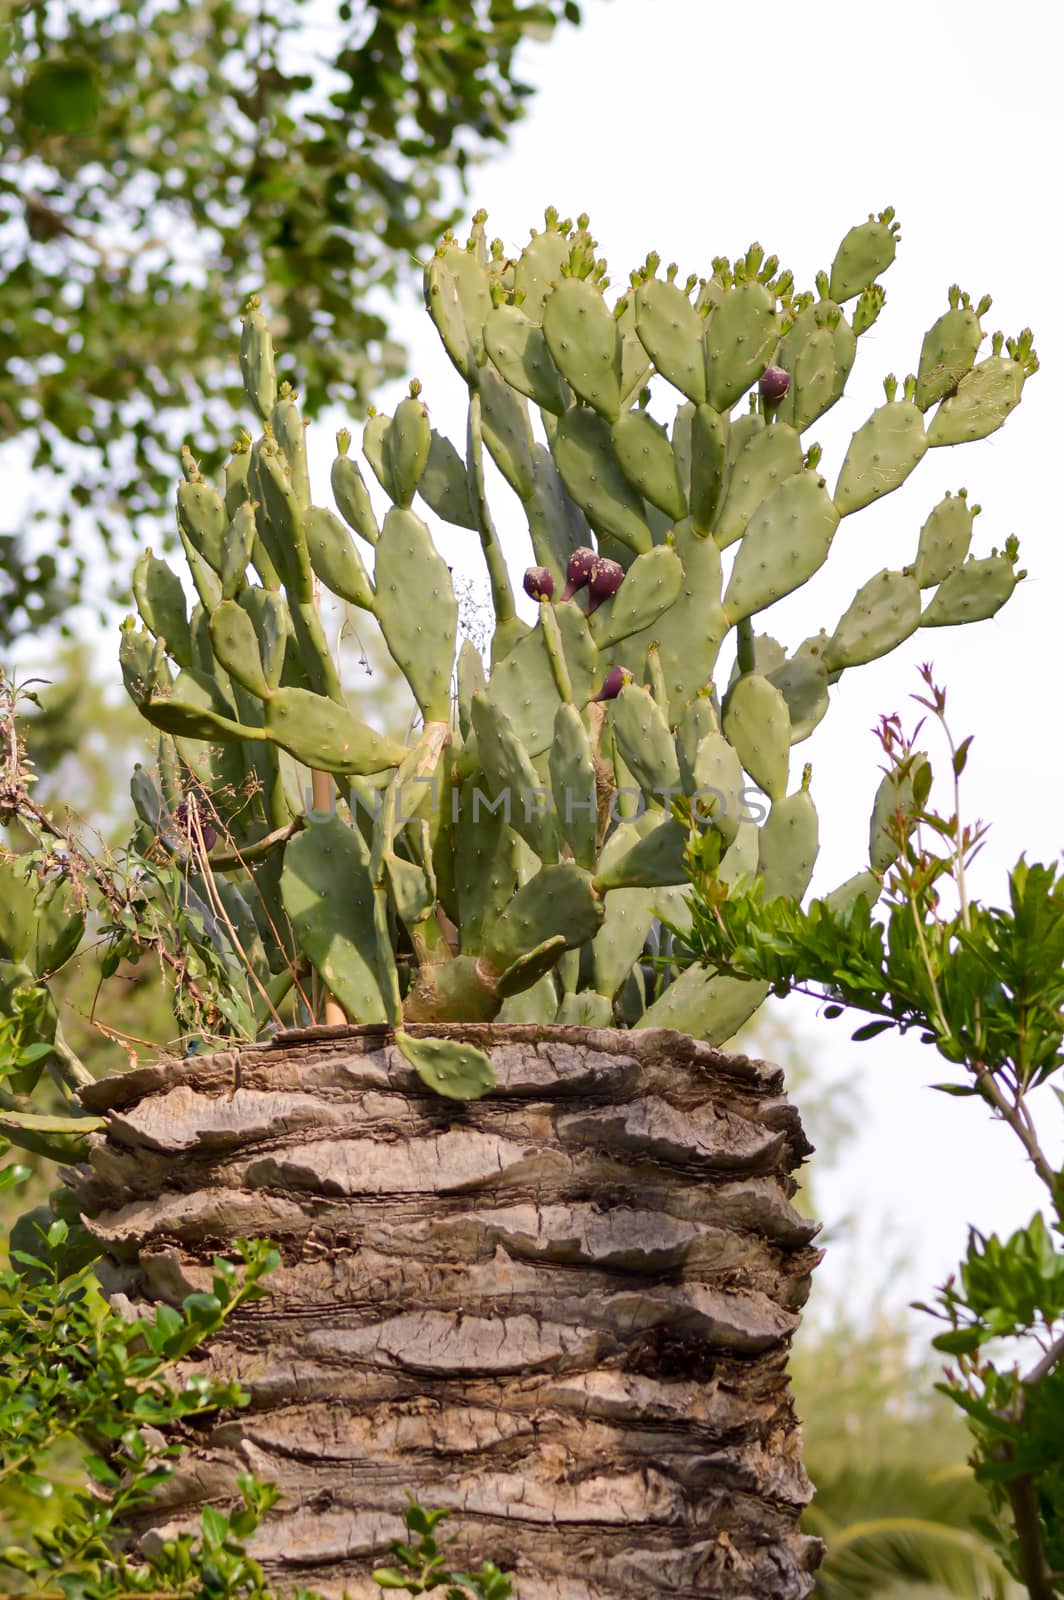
[688,404,728,533]
[635,966,769,1043]
[482,863,603,974]
[384,393,432,508]
[224,446,251,518]
[726,632,786,684]
[272,393,311,508]
[610,683,681,803]
[456,638,486,742]
[480,366,536,500]
[616,292,654,408]
[704,281,778,412]
[526,446,591,579]
[549,702,598,869]
[592,880,656,998]
[281,814,386,1022]
[633,278,707,405]
[766,652,830,744]
[253,442,315,602]
[0,1110,107,1165]
[452,778,524,953]
[722,674,791,802]
[823,568,922,670]
[143,666,249,742]
[594,815,689,891]
[240,588,289,691]
[610,408,687,521]
[589,544,684,650]
[543,277,623,421]
[757,787,819,900]
[239,302,277,421]
[264,688,407,774]
[614,520,728,723]
[495,936,568,1001]
[374,507,457,722]
[513,225,570,319]
[220,502,258,600]
[209,601,272,700]
[869,753,929,872]
[133,550,193,668]
[304,506,376,612]
[484,601,597,756]
[671,402,694,496]
[676,695,719,791]
[550,407,652,554]
[331,449,380,545]
[723,471,839,624]
[828,211,898,303]
[822,870,882,916]
[0,857,40,965]
[119,623,168,706]
[713,421,804,550]
[384,852,435,925]
[471,692,558,863]
[916,304,983,411]
[927,355,1025,447]
[920,554,1019,627]
[834,400,927,515]
[424,250,489,382]
[416,430,477,530]
[776,323,837,434]
[484,304,569,416]
[689,731,744,847]
[497,971,559,1023]
[177,479,227,575]
[362,410,395,500]
[913,491,976,589]
[556,989,614,1026]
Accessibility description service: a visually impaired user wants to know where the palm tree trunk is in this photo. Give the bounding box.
[75,1023,824,1599]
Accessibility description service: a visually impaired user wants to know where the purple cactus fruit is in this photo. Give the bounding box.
[591,665,629,702]
[586,557,624,612]
[759,365,791,406]
[175,800,218,852]
[561,545,598,601]
[523,565,555,603]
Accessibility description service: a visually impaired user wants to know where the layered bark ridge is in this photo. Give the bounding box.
[74,1023,824,1600]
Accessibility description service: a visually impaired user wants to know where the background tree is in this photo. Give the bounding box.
[0,0,581,643]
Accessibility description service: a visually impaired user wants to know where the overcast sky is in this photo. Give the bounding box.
[331,0,1064,1318]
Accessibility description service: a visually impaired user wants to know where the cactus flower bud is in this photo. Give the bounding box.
[586,557,624,611]
[759,366,791,406]
[561,546,598,601]
[523,565,554,602]
[591,665,629,702]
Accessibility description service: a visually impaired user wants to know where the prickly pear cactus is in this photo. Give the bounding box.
[121,209,1036,1097]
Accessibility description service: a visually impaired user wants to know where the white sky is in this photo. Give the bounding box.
[342,0,1064,1321]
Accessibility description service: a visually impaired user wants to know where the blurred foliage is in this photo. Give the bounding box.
[0,0,581,643]
[795,1314,1021,1600]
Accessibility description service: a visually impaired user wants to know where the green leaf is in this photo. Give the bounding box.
[21,58,100,133]
[931,1326,983,1354]
[373,1567,416,1590]
[850,1019,894,1041]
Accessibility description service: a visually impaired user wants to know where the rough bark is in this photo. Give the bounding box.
[73,1023,823,1600]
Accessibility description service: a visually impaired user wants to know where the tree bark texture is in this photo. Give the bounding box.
[74,1023,824,1600]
